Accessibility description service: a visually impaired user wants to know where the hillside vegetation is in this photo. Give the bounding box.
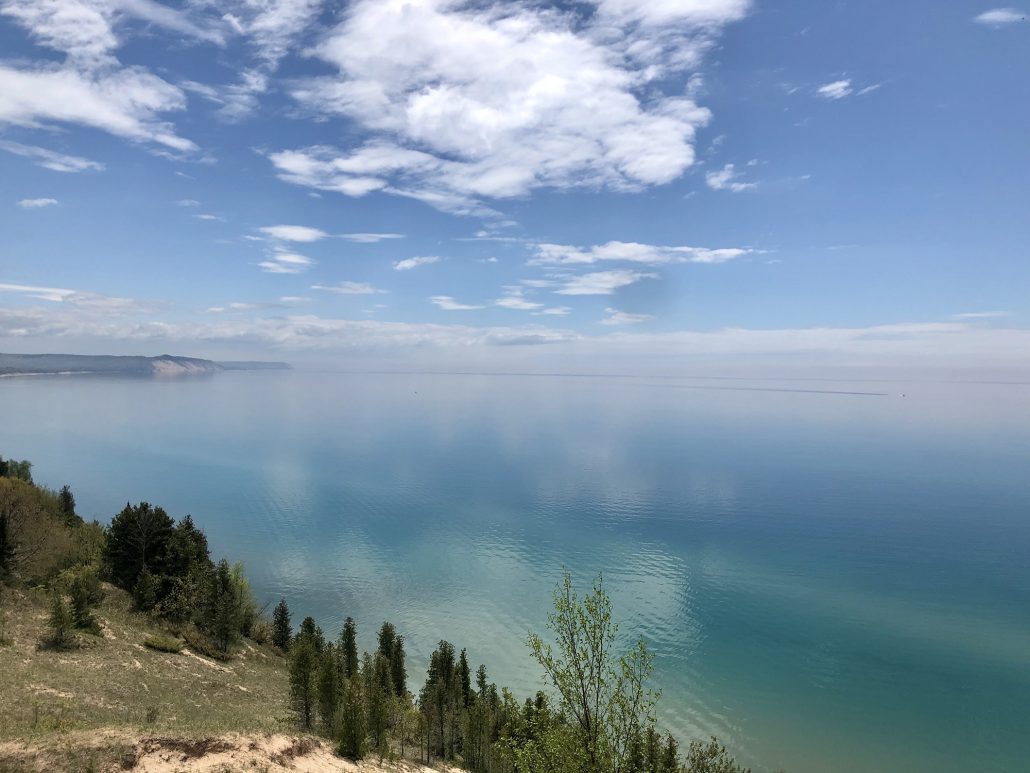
[0,454,766,773]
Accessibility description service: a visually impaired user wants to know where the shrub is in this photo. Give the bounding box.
[143,634,183,653]
[45,587,76,650]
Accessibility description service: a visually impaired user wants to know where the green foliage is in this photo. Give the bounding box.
[522,571,660,773]
[289,636,318,730]
[336,676,367,760]
[391,634,407,697]
[46,587,76,650]
[58,485,78,525]
[201,559,243,654]
[0,476,71,583]
[143,634,183,653]
[106,501,175,590]
[316,643,341,734]
[340,616,358,679]
[67,565,103,634]
[133,567,160,612]
[0,583,11,646]
[0,456,33,483]
[272,598,292,651]
[684,737,751,773]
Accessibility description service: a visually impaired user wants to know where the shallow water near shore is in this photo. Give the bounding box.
[4,370,1030,772]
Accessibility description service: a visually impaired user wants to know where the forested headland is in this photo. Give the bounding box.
[0,454,770,773]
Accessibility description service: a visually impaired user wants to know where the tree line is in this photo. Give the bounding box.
[0,454,763,772]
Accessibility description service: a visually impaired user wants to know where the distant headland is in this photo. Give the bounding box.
[0,353,291,377]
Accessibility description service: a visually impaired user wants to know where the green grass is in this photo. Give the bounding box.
[0,583,290,742]
[142,634,183,654]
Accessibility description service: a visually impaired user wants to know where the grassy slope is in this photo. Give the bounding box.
[0,584,288,740]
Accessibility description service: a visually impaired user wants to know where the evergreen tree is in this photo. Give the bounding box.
[105,501,175,590]
[289,636,318,730]
[391,635,407,697]
[337,676,366,760]
[272,598,292,651]
[165,514,211,579]
[316,643,341,734]
[340,616,359,679]
[57,485,77,523]
[203,559,243,654]
[47,587,75,649]
[297,615,325,652]
[133,567,159,612]
[363,651,391,756]
[458,647,472,708]
[68,566,102,632]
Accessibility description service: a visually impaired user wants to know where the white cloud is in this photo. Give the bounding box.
[340,232,405,243]
[532,241,750,266]
[816,79,853,100]
[176,198,200,207]
[394,255,440,271]
[0,281,153,313]
[0,140,104,172]
[16,197,58,208]
[857,84,882,96]
[533,306,571,316]
[273,0,748,213]
[259,224,329,242]
[0,64,196,152]
[554,270,659,296]
[195,213,225,221]
[953,310,1010,319]
[494,286,543,310]
[600,307,653,325]
[259,251,313,274]
[974,8,1025,25]
[312,281,385,295]
[431,295,484,311]
[705,163,756,192]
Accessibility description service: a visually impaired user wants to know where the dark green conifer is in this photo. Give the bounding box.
[272,598,292,651]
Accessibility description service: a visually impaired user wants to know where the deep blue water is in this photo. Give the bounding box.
[3,371,1029,772]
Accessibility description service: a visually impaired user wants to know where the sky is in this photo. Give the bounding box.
[1,0,1028,374]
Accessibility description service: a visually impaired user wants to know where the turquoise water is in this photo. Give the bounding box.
[3,371,1029,772]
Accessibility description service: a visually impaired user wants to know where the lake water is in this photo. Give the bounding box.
[3,371,1029,772]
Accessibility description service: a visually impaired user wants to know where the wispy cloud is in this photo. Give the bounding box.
[176,199,200,207]
[0,281,154,313]
[816,79,853,99]
[974,8,1026,25]
[258,224,329,242]
[600,308,654,325]
[705,163,757,192]
[312,281,385,295]
[394,256,440,271]
[0,140,104,173]
[194,213,226,222]
[259,251,313,274]
[953,310,1010,319]
[554,270,659,296]
[494,286,543,311]
[532,241,750,266]
[431,295,484,311]
[339,233,405,243]
[16,197,58,209]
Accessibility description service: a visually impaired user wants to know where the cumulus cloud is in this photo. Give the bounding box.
[259,224,329,242]
[431,295,484,311]
[816,79,853,99]
[974,8,1025,25]
[0,140,105,172]
[554,270,658,296]
[705,163,756,192]
[600,307,653,325]
[312,281,385,295]
[16,197,58,208]
[532,241,750,266]
[269,0,748,214]
[394,255,440,271]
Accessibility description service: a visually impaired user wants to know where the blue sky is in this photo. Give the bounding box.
[1,0,1028,372]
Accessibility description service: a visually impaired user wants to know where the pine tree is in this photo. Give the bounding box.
[289,637,318,730]
[391,635,407,696]
[68,567,102,633]
[337,676,366,760]
[458,647,472,708]
[272,598,292,651]
[340,617,359,679]
[133,567,159,612]
[317,643,341,735]
[47,587,75,649]
[57,485,77,524]
[203,559,242,654]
